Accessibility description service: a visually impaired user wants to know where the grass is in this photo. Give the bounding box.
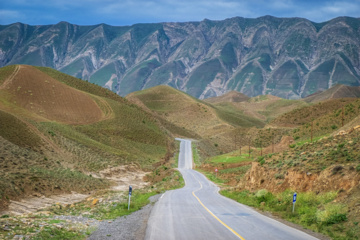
[0,216,92,240]
[192,141,201,167]
[0,65,16,85]
[221,189,355,239]
[208,152,251,164]
[0,65,174,210]
[90,191,157,220]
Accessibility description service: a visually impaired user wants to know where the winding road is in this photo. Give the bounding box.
[145,138,317,240]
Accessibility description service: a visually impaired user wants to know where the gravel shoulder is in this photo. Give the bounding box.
[87,194,160,240]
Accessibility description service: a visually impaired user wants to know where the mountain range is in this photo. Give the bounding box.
[1,16,360,99]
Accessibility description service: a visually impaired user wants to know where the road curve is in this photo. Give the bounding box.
[145,139,317,240]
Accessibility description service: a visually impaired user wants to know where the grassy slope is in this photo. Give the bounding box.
[0,65,172,210]
[271,98,360,141]
[197,126,360,239]
[127,85,268,158]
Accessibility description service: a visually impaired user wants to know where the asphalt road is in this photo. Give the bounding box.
[145,138,317,240]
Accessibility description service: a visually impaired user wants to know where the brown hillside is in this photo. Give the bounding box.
[127,85,235,139]
[0,65,103,124]
[271,98,360,127]
[304,84,360,103]
[204,91,250,104]
[215,95,307,122]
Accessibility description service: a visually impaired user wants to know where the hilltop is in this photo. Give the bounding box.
[303,84,360,103]
[0,65,173,210]
[205,92,308,123]
[1,16,360,99]
[126,85,265,155]
[204,91,250,104]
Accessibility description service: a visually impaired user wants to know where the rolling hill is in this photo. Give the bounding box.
[126,85,265,156]
[303,84,360,103]
[205,91,309,123]
[204,91,250,104]
[126,85,264,137]
[0,65,173,210]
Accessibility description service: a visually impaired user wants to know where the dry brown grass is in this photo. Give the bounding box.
[1,65,104,124]
[0,65,172,211]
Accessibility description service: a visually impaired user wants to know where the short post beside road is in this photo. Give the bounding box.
[292,192,297,213]
[215,168,218,178]
[128,185,132,210]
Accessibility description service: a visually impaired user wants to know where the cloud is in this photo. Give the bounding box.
[0,0,359,25]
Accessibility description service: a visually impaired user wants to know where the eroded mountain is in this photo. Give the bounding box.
[1,16,359,99]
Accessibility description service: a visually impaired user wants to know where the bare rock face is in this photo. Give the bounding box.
[1,16,360,99]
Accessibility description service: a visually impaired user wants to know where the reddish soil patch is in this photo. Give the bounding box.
[2,65,103,125]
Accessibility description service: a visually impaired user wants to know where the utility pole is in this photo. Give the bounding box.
[342,106,344,127]
[248,137,251,157]
[272,134,274,153]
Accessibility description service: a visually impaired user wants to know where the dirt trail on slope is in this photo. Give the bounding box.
[0,165,150,216]
[0,65,21,90]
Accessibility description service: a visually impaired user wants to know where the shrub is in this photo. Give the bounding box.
[356,165,360,172]
[275,173,284,179]
[316,203,347,225]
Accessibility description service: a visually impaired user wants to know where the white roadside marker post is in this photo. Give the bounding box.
[128,185,132,211]
[292,192,297,213]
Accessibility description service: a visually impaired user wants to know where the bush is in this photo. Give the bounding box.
[255,189,275,204]
[275,173,284,179]
[356,164,360,172]
[316,203,347,225]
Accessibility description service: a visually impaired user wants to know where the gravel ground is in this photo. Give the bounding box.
[86,194,160,240]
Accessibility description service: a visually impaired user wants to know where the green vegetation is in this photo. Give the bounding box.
[0,109,41,148]
[221,189,355,239]
[0,217,92,240]
[214,104,265,128]
[61,191,158,220]
[207,152,251,164]
[192,142,201,167]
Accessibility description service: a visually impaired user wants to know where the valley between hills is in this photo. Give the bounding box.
[0,64,360,239]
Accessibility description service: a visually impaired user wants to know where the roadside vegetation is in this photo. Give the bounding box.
[196,124,360,239]
[221,189,356,239]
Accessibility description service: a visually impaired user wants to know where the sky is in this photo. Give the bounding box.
[0,0,359,26]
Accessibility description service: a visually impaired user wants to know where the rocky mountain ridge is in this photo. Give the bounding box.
[1,16,360,99]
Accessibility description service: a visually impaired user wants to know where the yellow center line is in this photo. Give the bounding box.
[191,175,245,240]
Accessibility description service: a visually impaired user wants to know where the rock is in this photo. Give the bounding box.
[92,199,99,205]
